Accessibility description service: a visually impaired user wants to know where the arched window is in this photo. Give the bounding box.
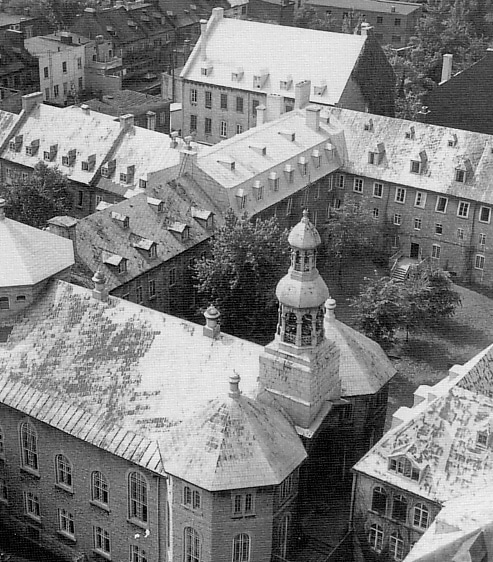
[368,524,383,552]
[389,531,404,561]
[232,534,250,562]
[92,471,109,505]
[20,421,38,470]
[55,454,72,488]
[184,527,201,562]
[284,312,297,344]
[413,503,429,529]
[371,487,387,515]
[279,514,290,560]
[392,494,408,522]
[129,472,148,523]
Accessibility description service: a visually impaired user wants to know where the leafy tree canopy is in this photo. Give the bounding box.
[0,162,73,228]
[194,210,289,342]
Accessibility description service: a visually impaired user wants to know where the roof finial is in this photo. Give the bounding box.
[203,304,221,339]
[229,371,241,398]
[302,208,309,222]
[92,267,108,302]
[0,198,5,221]
[325,298,336,321]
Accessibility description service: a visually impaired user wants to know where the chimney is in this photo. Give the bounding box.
[92,269,108,302]
[266,94,283,122]
[179,146,197,175]
[211,7,224,21]
[325,298,336,322]
[203,304,220,339]
[60,31,73,44]
[169,130,179,148]
[360,22,373,36]
[200,19,208,61]
[146,110,156,131]
[229,372,241,398]
[21,91,43,113]
[119,113,135,130]
[81,104,90,115]
[0,198,5,221]
[295,80,311,110]
[306,105,321,131]
[184,135,193,150]
[440,53,453,84]
[256,104,266,126]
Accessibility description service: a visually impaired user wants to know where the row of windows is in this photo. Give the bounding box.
[44,78,83,101]
[368,525,407,561]
[190,114,244,137]
[185,528,251,562]
[42,58,82,79]
[0,294,27,310]
[336,174,492,222]
[371,487,430,529]
[189,88,255,115]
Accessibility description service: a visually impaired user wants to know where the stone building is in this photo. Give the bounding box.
[0,206,394,562]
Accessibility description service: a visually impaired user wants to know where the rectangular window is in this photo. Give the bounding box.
[205,91,212,109]
[435,223,443,235]
[236,124,243,135]
[414,191,427,208]
[252,99,259,116]
[414,218,421,230]
[54,84,59,97]
[205,117,212,135]
[236,97,244,113]
[78,77,83,90]
[62,61,67,73]
[457,228,464,240]
[373,182,383,198]
[190,114,197,132]
[58,509,75,538]
[395,187,406,203]
[255,184,263,201]
[94,526,110,555]
[480,206,491,223]
[394,214,402,226]
[220,121,227,138]
[432,244,441,259]
[479,233,486,247]
[336,174,345,189]
[455,169,466,182]
[286,198,293,216]
[232,492,255,516]
[77,191,83,208]
[190,89,197,104]
[63,82,68,95]
[43,66,49,78]
[77,57,82,69]
[25,492,40,519]
[149,279,156,298]
[313,184,320,200]
[457,201,470,218]
[475,254,485,270]
[372,208,379,219]
[169,268,176,286]
[353,177,364,193]
[410,160,421,174]
[436,196,448,213]
[220,93,228,109]
[137,286,143,303]
[394,18,401,26]
[376,16,383,24]
[45,87,50,100]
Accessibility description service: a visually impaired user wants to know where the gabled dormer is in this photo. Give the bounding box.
[253,68,269,89]
[25,139,39,156]
[455,157,473,183]
[405,126,415,140]
[147,197,164,213]
[368,142,385,165]
[111,211,129,229]
[9,135,23,152]
[81,154,96,172]
[44,144,58,161]
[191,207,214,230]
[364,118,374,132]
[388,453,422,482]
[168,222,190,242]
[103,251,127,273]
[201,60,213,77]
[132,236,157,259]
[62,149,76,167]
[410,150,427,174]
[101,159,116,178]
[448,133,458,147]
[120,165,135,185]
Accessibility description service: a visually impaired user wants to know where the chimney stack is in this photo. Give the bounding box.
[21,91,43,113]
[119,113,135,131]
[92,269,108,302]
[295,80,311,110]
[81,104,90,115]
[440,53,453,84]
[229,372,241,398]
[200,19,208,61]
[169,130,179,148]
[203,304,220,339]
[360,22,373,36]
[266,94,283,122]
[0,198,5,221]
[146,110,156,131]
[305,105,321,131]
[256,104,266,126]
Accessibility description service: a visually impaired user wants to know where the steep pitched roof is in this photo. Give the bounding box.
[181,10,367,106]
[0,110,19,145]
[0,217,74,286]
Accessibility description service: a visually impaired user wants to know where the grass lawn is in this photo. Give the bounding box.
[319,257,493,429]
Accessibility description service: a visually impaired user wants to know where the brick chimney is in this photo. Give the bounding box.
[200,19,208,61]
[120,114,135,131]
[295,80,311,110]
[440,54,453,84]
[146,111,156,131]
[22,91,43,113]
[305,105,320,131]
[266,94,283,122]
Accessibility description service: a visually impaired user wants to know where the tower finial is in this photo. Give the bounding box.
[229,371,241,397]
[302,208,309,222]
[92,267,108,302]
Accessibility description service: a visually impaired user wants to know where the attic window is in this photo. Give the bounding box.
[268,171,279,191]
[477,431,488,450]
[253,70,268,89]
[120,165,135,184]
[111,212,130,228]
[311,149,321,168]
[101,160,116,178]
[448,134,458,147]
[253,180,263,201]
[298,156,307,176]
[9,135,23,152]
[118,259,127,273]
[279,130,295,142]
[231,68,244,82]
[314,83,327,96]
[284,164,294,183]
[147,197,164,212]
[280,77,292,90]
[201,62,213,76]
[25,140,39,156]
[405,126,415,140]
[368,143,385,165]
[236,188,246,210]
[139,179,147,189]
[364,119,374,132]
[410,151,427,174]
[388,456,420,481]
[62,149,76,167]
[249,143,266,156]
[169,222,190,241]
[455,169,466,183]
[191,207,214,229]
[81,154,96,171]
[217,157,235,171]
[103,252,127,272]
[44,144,57,161]
[324,143,335,158]
[132,237,156,256]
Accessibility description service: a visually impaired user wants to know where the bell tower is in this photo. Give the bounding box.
[259,211,341,431]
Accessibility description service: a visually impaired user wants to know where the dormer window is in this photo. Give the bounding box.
[168,222,190,241]
[253,69,269,89]
[217,157,235,171]
[279,130,295,142]
[62,149,76,167]
[314,82,327,96]
[201,62,213,76]
[324,143,335,159]
[388,456,420,481]
[101,160,116,178]
[120,165,135,185]
[44,144,57,161]
[279,76,292,90]
[249,143,266,156]
[410,160,421,174]
[236,188,246,209]
[368,143,385,165]
[364,119,374,132]
[298,156,307,176]
[284,164,294,183]
[448,133,458,147]
[118,259,127,274]
[268,171,279,191]
[25,140,39,156]
[477,430,488,449]
[139,179,147,189]
[405,126,415,140]
[9,135,23,152]
[455,169,466,182]
[111,212,129,228]
[410,150,427,174]
[231,67,244,82]
[253,180,263,201]
[81,154,96,171]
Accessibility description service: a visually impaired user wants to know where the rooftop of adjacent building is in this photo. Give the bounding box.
[0,12,36,26]
[25,31,91,54]
[305,0,422,15]
[85,90,168,117]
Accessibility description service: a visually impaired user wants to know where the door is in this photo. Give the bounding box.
[410,243,420,259]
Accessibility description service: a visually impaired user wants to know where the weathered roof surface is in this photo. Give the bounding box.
[0,110,19,146]
[327,107,493,205]
[75,190,222,291]
[2,104,121,185]
[0,280,262,443]
[85,90,169,118]
[0,217,74,286]
[181,12,367,106]
[25,33,90,55]
[161,391,307,490]
[306,0,421,15]
[324,300,396,397]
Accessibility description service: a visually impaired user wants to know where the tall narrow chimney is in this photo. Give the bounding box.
[441,54,453,84]
[295,80,311,110]
[146,111,156,131]
[305,105,321,131]
[200,19,208,61]
[256,104,266,126]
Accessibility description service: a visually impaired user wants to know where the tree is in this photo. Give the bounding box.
[294,5,339,31]
[0,162,73,228]
[194,210,289,342]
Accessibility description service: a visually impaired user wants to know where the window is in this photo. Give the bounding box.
[0,479,6,502]
[94,526,110,556]
[389,457,420,481]
[77,57,82,69]
[414,218,421,230]
[220,93,228,109]
[55,454,73,489]
[43,66,49,78]
[413,503,429,529]
[58,509,75,538]
[395,187,406,204]
[236,124,243,135]
[371,487,387,514]
[183,486,201,510]
[20,422,38,471]
[232,492,255,516]
[25,491,40,518]
[232,534,250,562]
[435,196,448,213]
[169,268,177,287]
[372,208,379,219]
[79,77,83,90]
[313,184,320,200]
[220,121,227,138]
[236,97,244,113]
[92,471,109,506]
[432,244,441,259]
[377,16,383,23]
[54,84,59,97]
[279,474,294,503]
[190,89,197,104]
[119,259,127,274]
[63,82,68,95]
[334,174,344,189]
[252,99,259,116]
[184,527,201,562]
[410,160,421,174]
[255,184,263,201]
[130,545,147,562]
[205,91,212,109]
[149,279,156,298]
[457,228,464,240]
[353,177,363,193]
[373,182,383,198]
[389,531,404,561]
[62,61,67,73]
[477,430,488,448]
[128,472,148,523]
[435,223,443,235]
[190,115,197,132]
[414,191,427,208]
[299,160,307,176]
[368,524,383,553]
[394,18,401,26]
[286,198,293,215]
[392,495,408,522]
[475,254,485,270]
[479,233,486,247]
[204,117,212,135]
[0,297,9,310]
[136,286,143,303]
[393,214,402,226]
[457,201,470,218]
[480,206,491,223]
[455,169,466,183]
